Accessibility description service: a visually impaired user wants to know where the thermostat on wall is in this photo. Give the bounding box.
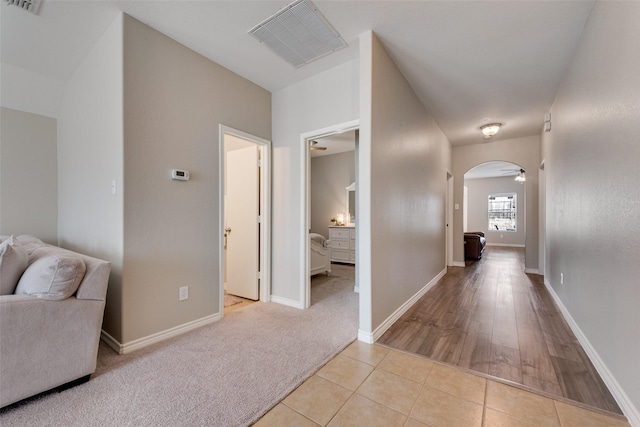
[171,169,189,181]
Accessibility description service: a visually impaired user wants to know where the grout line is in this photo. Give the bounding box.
[553,399,564,427]
[407,380,427,426]
[482,378,489,426]
[321,346,380,394]
[281,400,325,426]
[322,387,354,426]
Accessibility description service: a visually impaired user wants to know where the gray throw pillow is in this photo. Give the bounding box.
[15,255,86,300]
[0,236,29,295]
[15,235,46,255]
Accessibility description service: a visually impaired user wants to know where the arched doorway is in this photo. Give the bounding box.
[451,136,541,274]
[463,161,527,253]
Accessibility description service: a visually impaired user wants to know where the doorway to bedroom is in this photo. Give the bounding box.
[302,120,359,308]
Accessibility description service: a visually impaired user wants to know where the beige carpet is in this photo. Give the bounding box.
[0,264,358,426]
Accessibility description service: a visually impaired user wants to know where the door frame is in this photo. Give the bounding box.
[219,125,272,314]
[300,119,359,309]
[539,159,546,277]
[446,171,454,267]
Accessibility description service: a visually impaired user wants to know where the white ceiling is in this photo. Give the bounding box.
[0,0,594,146]
[464,161,522,180]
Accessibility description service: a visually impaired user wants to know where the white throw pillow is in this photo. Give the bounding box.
[0,236,29,295]
[15,255,86,300]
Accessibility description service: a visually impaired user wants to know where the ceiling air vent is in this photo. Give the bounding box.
[6,0,42,15]
[248,0,347,68]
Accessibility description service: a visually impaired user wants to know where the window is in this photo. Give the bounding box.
[488,193,516,231]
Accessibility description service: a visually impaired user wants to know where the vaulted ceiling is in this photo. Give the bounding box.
[1,0,594,146]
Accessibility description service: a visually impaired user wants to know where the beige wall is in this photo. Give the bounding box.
[465,176,525,246]
[543,1,640,417]
[122,15,271,343]
[57,15,124,339]
[360,32,452,333]
[310,151,355,238]
[271,59,359,303]
[0,107,58,243]
[453,136,540,270]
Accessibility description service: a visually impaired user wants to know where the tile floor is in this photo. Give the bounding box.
[254,341,630,427]
[224,295,256,314]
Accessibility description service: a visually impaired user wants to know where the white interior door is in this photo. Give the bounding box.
[226,145,259,300]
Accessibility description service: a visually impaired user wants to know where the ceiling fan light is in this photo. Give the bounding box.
[480,123,501,138]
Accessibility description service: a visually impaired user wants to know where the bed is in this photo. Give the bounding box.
[310,233,331,276]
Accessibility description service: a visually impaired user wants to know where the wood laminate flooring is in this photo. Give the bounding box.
[378,246,622,415]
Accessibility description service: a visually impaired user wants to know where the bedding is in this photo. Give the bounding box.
[310,233,331,276]
[310,233,327,247]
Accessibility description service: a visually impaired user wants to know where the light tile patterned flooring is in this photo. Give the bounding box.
[254,341,630,427]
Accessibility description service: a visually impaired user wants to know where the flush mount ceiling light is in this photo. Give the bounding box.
[480,123,501,139]
[515,169,526,182]
[248,0,347,68]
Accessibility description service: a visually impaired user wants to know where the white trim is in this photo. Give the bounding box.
[446,171,454,266]
[452,261,466,267]
[538,160,546,280]
[101,314,221,355]
[353,285,360,293]
[270,295,305,309]
[523,268,540,275]
[358,268,446,343]
[300,120,359,310]
[486,243,525,248]
[100,330,121,354]
[543,279,640,426]
[357,329,374,344]
[219,125,272,313]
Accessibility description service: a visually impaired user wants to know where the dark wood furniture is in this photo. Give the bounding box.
[464,231,486,259]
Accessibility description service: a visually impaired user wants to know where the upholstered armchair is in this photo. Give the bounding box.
[464,232,486,260]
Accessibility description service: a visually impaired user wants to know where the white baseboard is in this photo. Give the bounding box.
[452,261,466,267]
[101,313,221,355]
[486,243,525,247]
[523,268,540,274]
[270,295,304,309]
[357,329,374,344]
[368,268,447,342]
[100,330,122,354]
[543,279,640,426]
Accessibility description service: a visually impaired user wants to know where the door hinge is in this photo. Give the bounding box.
[257,215,262,223]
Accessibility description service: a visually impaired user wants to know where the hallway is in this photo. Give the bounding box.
[379,247,622,415]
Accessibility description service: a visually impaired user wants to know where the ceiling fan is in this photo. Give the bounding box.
[500,167,521,175]
[500,167,526,182]
[309,140,327,151]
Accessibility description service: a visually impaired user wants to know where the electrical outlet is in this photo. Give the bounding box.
[179,286,189,301]
[560,273,564,285]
